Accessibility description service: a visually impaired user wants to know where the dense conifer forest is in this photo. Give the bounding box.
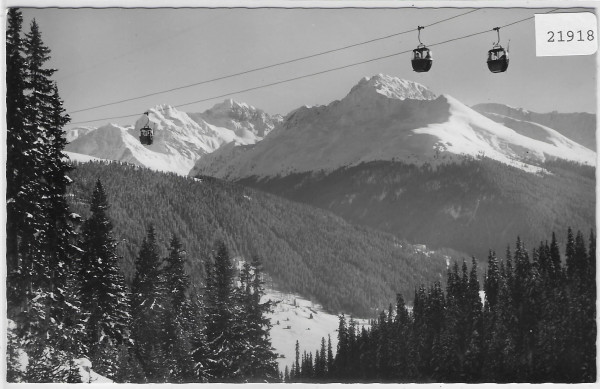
[291,230,596,383]
[237,157,595,260]
[67,161,452,317]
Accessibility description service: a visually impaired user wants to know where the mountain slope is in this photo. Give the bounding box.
[191,74,595,179]
[190,75,595,261]
[236,158,595,261]
[472,103,596,151]
[65,101,282,175]
[67,160,452,317]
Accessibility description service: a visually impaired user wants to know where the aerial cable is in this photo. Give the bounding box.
[67,9,479,115]
[69,9,558,126]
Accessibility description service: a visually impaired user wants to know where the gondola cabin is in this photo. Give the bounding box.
[487,46,509,73]
[139,111,154,145]
[412,45,433,73]
[139,126,153,145]
[487,27,509,73]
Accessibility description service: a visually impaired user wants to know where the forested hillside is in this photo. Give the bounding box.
[236,157,595,260]
[67,161,452,316]
[292,229,596,383]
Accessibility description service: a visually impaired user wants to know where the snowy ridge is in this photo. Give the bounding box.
[64,126,94,143]
[65,101,281,175]
[348,73,437,101]
[197,98,283,138]
[473,103,597,151]
[191,74,595,179]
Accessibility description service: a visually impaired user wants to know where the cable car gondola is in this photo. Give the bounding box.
[139,111,154,146]
[412,26,432,73]
[487,27,509,73]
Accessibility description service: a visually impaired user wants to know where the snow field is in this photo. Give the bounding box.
[264,289,369,372]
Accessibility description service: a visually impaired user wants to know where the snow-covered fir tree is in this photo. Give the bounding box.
[202,241,241,381]
[79,179,131,379]
[6,10,86,382]
[6,8,31,312]
[235,255,279,381]
[162,235,196,382]
[131,225,168,382]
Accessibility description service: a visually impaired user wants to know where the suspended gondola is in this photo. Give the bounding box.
[487,27,509,73]
[411,26,432,73]
[139,111,154,145]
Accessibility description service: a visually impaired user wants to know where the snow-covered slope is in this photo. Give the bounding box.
[191,74,595,179]
[65,103,275,175]
[265,289,368,372]
[472,103,596,151]
[64,151,111,164]
[64,101,282,175]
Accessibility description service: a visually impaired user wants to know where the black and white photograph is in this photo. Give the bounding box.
[3,0,597,384]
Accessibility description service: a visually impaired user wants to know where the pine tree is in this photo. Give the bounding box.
[549,232,562,283]
[23,18,75,293]
[326,335,334,378]
[202,240,244,381]
[334,314,348,379]
[162,235,195,382]
[6,7,32,313]
[78,179,131,379]
[131,225,167,382]
[294,340,301,380]
[565,227,576,280]
[464,258,483,381]
[282,365,288,382]
[484,250,500,309]
[7,13,84,382]
[235,255,279,381]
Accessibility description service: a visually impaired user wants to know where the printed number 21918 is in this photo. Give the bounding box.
[547,30,594,42]
[535,13,597,56]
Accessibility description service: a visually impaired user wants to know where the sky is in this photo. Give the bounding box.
[12,3,598,129]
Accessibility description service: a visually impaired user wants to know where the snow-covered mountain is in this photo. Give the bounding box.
[472,103,596,151]
[65,126,94,143]
[197,98,283,138]
[65,101,282,175]
[191,74,595,179]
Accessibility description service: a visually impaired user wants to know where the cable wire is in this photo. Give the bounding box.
[69,9,558,126]
[68,9,479,115]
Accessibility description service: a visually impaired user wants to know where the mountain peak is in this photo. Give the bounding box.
[348,74,437,101]
[209,98,256,113]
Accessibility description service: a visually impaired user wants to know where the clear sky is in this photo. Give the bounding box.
[15,4,598,129]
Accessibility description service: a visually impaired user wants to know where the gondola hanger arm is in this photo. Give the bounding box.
[417,26,425,45]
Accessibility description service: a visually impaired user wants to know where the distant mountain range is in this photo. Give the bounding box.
[472,103,596,151]
[191,74,594,179]
[65,100,282,175]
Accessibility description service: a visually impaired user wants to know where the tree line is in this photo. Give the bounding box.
[290,230,596,383]
[6,8,278,382]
